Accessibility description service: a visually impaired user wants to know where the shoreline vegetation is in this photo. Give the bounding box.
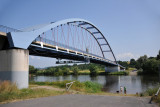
[1,80,160,105]
[29,50,160,76]
[0,51,159,104]
[0,80,135,104]
[141,86,160,105]
[29,63,130,76]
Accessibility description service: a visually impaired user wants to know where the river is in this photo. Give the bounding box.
[30,75,159,94]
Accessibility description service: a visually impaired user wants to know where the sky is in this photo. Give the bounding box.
[0,0,160,68]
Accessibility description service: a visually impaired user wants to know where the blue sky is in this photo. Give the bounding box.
[0,0,160,68]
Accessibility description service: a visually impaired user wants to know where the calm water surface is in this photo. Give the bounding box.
[30,75,159,94]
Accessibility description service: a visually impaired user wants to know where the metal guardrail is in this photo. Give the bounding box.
[66,81,75,91]
[34,37,116,64]
[149,86,160,104]
[0,25,22,33]
[155,87,160,96]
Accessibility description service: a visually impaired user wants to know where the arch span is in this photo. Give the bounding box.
[7,18,117,63]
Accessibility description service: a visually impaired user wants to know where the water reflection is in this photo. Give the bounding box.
[30,75,159,94]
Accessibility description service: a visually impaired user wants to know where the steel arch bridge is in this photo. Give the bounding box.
[3,18,123,67]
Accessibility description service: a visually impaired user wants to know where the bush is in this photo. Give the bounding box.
[72,66,79,75]
[83,81,102,93]
[143,87,159,96]
[29,65,38,74]
[62,68,70,75]
[31,80,102,93]
[89,65,99,76]
[0,81,18,94]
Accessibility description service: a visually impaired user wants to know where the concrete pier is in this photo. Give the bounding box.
[105,66,120,72]
[0,49,29,89]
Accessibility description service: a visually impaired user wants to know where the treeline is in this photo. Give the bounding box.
[29,63,105,76]
[118,50,160,75]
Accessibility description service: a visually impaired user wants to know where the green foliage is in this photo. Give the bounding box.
[72,66,79,75]
[31,80,102,93]
[108,71,129,75]
[141,86,159,97]
[0,82,63,103]
[89,65,99,76]
[32,63,105,76]
[129,59,136,68]
[62,68,70,75]
[118,50,160,75]
[157,50,160,60]
[0,81,18,94]
[142,59,160,74]
[29,65,38,74]
[83,81,102,93]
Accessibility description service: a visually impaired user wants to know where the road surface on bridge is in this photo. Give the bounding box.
[0,94,158,107]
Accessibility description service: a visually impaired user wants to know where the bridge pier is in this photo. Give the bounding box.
[0,49,29,89]
[105,66,120,72]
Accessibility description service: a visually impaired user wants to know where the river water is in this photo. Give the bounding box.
[30,75,159,94]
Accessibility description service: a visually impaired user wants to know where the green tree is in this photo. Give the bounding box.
[142,59,160,74]
[29,65,37,74]
[62,68,70,75]
[54,68,63,76]
[89,65,99,76]
[129,59,136,68]
[72,66,79,75]
[136,55,148,69]
[157,50,160,60]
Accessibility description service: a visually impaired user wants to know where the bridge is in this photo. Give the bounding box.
[0,18,125,89]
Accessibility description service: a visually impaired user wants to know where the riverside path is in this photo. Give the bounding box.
[0,94,158,107]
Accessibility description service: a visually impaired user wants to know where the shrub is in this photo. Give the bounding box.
[0,81,18,94]
[62,68,70,75]
[72,66,79,75]
[83,81,102,93]
[89,65,99,76]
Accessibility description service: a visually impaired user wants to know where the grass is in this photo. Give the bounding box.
[0,81,65,103]
[139,86,160,105]
[30,80,102,93]
[0,80,137,104]
[109,71,129,75]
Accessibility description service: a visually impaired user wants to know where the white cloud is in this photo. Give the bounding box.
[116,52,139,61]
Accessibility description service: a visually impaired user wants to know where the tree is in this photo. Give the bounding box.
[54,68,63,76]
[62,68,70,75]
[157,50,160,60]
[129,59,136,68]
[142,59,160,74]
[136,55,148,69]
[29,65,37,74]
[72,66,79,75]
[89,65,99,76]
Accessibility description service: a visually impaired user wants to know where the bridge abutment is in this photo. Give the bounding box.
[105,66,120,72]
[0,49,29,89]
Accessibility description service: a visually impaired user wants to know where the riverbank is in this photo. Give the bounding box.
[141,86,160,105]
[0,80,135,104]
[30,69,130,76]
[1,80,159,105]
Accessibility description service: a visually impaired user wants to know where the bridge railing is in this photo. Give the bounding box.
[0,25,22,33]
[34,37,116,64]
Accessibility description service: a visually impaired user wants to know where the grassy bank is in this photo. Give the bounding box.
[30,80,102,93]
[140,86,160,105]
[0,81,65,103]
[98,71,129,75]
[0,80,102,103]
[33,69,129,76]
